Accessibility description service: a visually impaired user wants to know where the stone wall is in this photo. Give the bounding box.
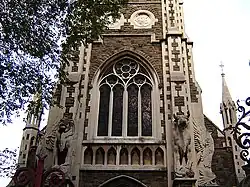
[204,115,238,186]
[212,148,237,186]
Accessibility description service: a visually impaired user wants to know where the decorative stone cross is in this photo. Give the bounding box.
[219,61,225,76]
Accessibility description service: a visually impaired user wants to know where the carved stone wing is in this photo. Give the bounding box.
[45,127,58,151]
[193,121,204,153]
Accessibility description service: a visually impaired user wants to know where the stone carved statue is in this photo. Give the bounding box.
[193,121,217,186]
[36,117,75,179]
[173,112,194,178]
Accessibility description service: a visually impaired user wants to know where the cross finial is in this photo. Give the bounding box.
[219,61,225,76]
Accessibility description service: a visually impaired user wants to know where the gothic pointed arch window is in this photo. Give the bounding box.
[97,57,153,137]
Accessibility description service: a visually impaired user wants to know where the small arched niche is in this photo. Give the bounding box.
[143,148,152,165]
[84,147,93,165]
[119,148,128,165]
[155,147,164,165]
[107,147,117,165]
[96,148,105,165]
[131,147,140,165]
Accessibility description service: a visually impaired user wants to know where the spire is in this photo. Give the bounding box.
[220,62,232,104]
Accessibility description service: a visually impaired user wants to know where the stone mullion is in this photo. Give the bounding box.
[108,90,114,137]
[128,149,132,166]
[122,89,128,137]
[116,146,120,165]
[152,150,156,166]
[138,88,142,137]
[140,150,143,166]
[104,150,108,166]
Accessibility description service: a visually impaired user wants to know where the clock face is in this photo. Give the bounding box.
[134,13,151,27]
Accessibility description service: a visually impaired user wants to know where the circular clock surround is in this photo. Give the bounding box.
[129,10,158,29]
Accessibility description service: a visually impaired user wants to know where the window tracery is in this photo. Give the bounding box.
[97,58,153,137]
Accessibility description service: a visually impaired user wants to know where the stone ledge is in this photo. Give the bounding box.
[80,166,167,171]
[82,138,165,145]
[173,178,197,187]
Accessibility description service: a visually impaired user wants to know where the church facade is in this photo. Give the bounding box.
[16,0,245,187]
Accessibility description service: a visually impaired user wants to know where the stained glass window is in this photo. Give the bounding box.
[97,85,110,136]
[112,85,124,136]
[97,58,153,137]
[141,84,152,136]
[127,84,138,136]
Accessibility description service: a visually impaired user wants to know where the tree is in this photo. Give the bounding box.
[0,0,128,124]
[0,148,17,178]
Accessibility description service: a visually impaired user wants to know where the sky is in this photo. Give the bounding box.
[183,0,250,127]
[0,0,250,186]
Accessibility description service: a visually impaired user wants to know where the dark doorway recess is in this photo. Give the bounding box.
[99,175,147,187]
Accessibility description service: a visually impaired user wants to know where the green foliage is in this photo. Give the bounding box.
[0,148,17,178]
[0,0,128,124]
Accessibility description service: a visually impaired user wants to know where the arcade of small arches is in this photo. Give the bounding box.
[82,146,165,167]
